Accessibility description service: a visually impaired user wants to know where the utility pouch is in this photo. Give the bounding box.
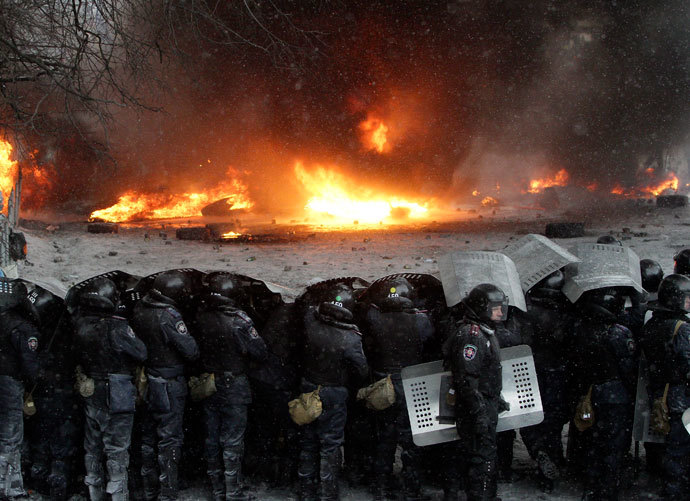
[135,366,148,404]
[574,385,594,432]
[356,375,396,411]
[108,374,136,414]
[650,384,671,435]
[288,386,323,425]
[23,392,36,416]
[74,365,95,398]
[146,375,171,413]
[188,373,217,402]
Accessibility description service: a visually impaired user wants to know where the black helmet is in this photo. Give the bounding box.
[326,283,356,313]
[152,271,191,306]
[640,259,664,294]
[80,277,119,312]
[463,283,508,324]
[578,287,626,321]
[527,269,568,303]
[384,277,415,300]
[673,249,690,277]
[205,273,245,306]
[597,235,622,246]
[658,274,690,313]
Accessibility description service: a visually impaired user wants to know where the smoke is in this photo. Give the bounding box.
[27,1,690,215]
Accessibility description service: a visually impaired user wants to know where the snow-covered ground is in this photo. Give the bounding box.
[17,202,688,500]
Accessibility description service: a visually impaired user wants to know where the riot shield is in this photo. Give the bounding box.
[632,356,665,444]
[0,277,24,311]
[562,243,644,303]
[501,234,580,292]
[438,251,526,311]
[401,344,543,446]
[683,408,690,436]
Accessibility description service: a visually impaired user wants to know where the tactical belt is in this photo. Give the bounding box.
[146,366,185,379]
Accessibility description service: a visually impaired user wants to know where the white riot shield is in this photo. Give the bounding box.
[632,356,665,444]
[683,408,690,436]
[401,345,543,446]
[562,243,644,303]
[438,251,526,311]
[501,234,580,292]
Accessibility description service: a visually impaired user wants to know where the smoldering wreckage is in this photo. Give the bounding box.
[2,230,690,501]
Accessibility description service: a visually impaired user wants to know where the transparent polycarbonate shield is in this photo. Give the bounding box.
[401,345,543,446]
[438,251,526,311]
[562,243,644,303]
[501,234,580,292]
[632,357,665,444]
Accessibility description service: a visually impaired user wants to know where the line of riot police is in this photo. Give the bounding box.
[0,239,689,501]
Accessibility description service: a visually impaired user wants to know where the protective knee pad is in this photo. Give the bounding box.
[106,458,129,499]
[84,453,104,487]
[298,450,319,480]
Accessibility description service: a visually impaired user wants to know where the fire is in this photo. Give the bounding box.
[90,168,253,222]
[294,162,429,225]
[472,190,480,196]
[359,115,389,153]
[481,196,499,207]
[526,169,569,194]
[611,172,679,197]
[0,139,19,209]
[221,231,241,239]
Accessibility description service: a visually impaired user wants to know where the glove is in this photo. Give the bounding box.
[498,396,511,413]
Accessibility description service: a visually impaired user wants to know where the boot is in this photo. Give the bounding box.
[140,444,159,500]
[224,457,252,501]
[47,460,69,501]
[206,461,225,501]
[536,451,560,481]
[299,477,318,501]
[320,451,341,501]
[371,474,387,500]
[158,446,181,501]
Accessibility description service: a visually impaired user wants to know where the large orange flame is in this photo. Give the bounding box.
[359,115,389,153]
[526,169,569,194]
[90,167,253,222]
[0,139,19,211]
[611,172,679,197]
[294,162,429,225]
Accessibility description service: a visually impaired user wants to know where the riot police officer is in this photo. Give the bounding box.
[673,248,690,277]
[570,287,636,501]
[640,274,690,499]
[297,284,369,501]
[72,277,148,501]
[519,270,573,490]
[24,284,80,501]
[0,279,41,499]
[443,284,506,501]
[194,274,268,501]
[359,277,435,500]
[130,271,200,501]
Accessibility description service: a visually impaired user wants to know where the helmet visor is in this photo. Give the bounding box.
[488,298,509,322]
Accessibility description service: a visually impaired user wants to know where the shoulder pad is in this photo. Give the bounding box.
[469,324,481,337]
[166,307,183,318]
[233,310,252,324]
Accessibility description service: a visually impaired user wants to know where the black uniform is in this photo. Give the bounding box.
[72,307,147,501]
[28,317,81,501]
[194,297,267,501]
[246,302,301,486]
[640,311,690,499]
[130,291,199,501]
[519,296,575,486]
[443,317,502,501]
[360,296,434,499]
[570,320,636,500]
[0,308,41,499]
[298,303,369,501]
